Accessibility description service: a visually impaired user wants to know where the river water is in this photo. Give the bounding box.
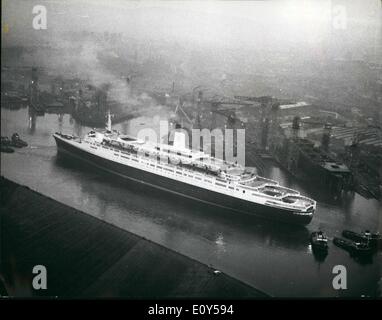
[1,106,381,297]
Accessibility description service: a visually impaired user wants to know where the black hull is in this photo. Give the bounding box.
[54,136,313,225]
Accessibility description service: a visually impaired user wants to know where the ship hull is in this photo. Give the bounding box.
[54,135,313,225]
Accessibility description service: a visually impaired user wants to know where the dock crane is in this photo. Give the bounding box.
[173,101,194,126]
[201,98,253,128]
[292,116,349,152]
[234,95,281,149]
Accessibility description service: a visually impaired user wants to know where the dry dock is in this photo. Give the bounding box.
[0,177,266,298]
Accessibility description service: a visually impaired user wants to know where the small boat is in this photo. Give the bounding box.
[10,133,28,148]
[342,230,381,247]
[1,137,14,153]
[333,237,373,256]
[310,231,328,251]
[1,136,11,146]
[1,145,15,153]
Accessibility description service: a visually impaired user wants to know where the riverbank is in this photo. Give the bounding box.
[0,177,267,298]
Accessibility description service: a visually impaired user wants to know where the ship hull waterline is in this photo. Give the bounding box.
[54,135,313,226]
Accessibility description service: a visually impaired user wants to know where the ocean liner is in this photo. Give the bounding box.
[53,114,316,225]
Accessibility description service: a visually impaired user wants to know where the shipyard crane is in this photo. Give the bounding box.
[292,116,349,151]
[172,98,250,129]
[233,95,281,111]
[209,108,237,124]
[234,95,275,104]
[203,99,254,108]
[233,95,281,149]
[207,97,271,172]
[174,101,194,125]
[201,99,253,127]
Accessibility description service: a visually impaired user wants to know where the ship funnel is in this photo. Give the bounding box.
[173,131,187,150]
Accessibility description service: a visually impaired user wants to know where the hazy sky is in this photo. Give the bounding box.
[2,0,381,56]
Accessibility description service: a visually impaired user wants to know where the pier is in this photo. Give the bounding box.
[0,177,266,298]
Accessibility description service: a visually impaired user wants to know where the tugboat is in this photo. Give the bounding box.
[10,133,28,148]
[333,237,373,256]
[342,230,381,248]
[310,231,328,251]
